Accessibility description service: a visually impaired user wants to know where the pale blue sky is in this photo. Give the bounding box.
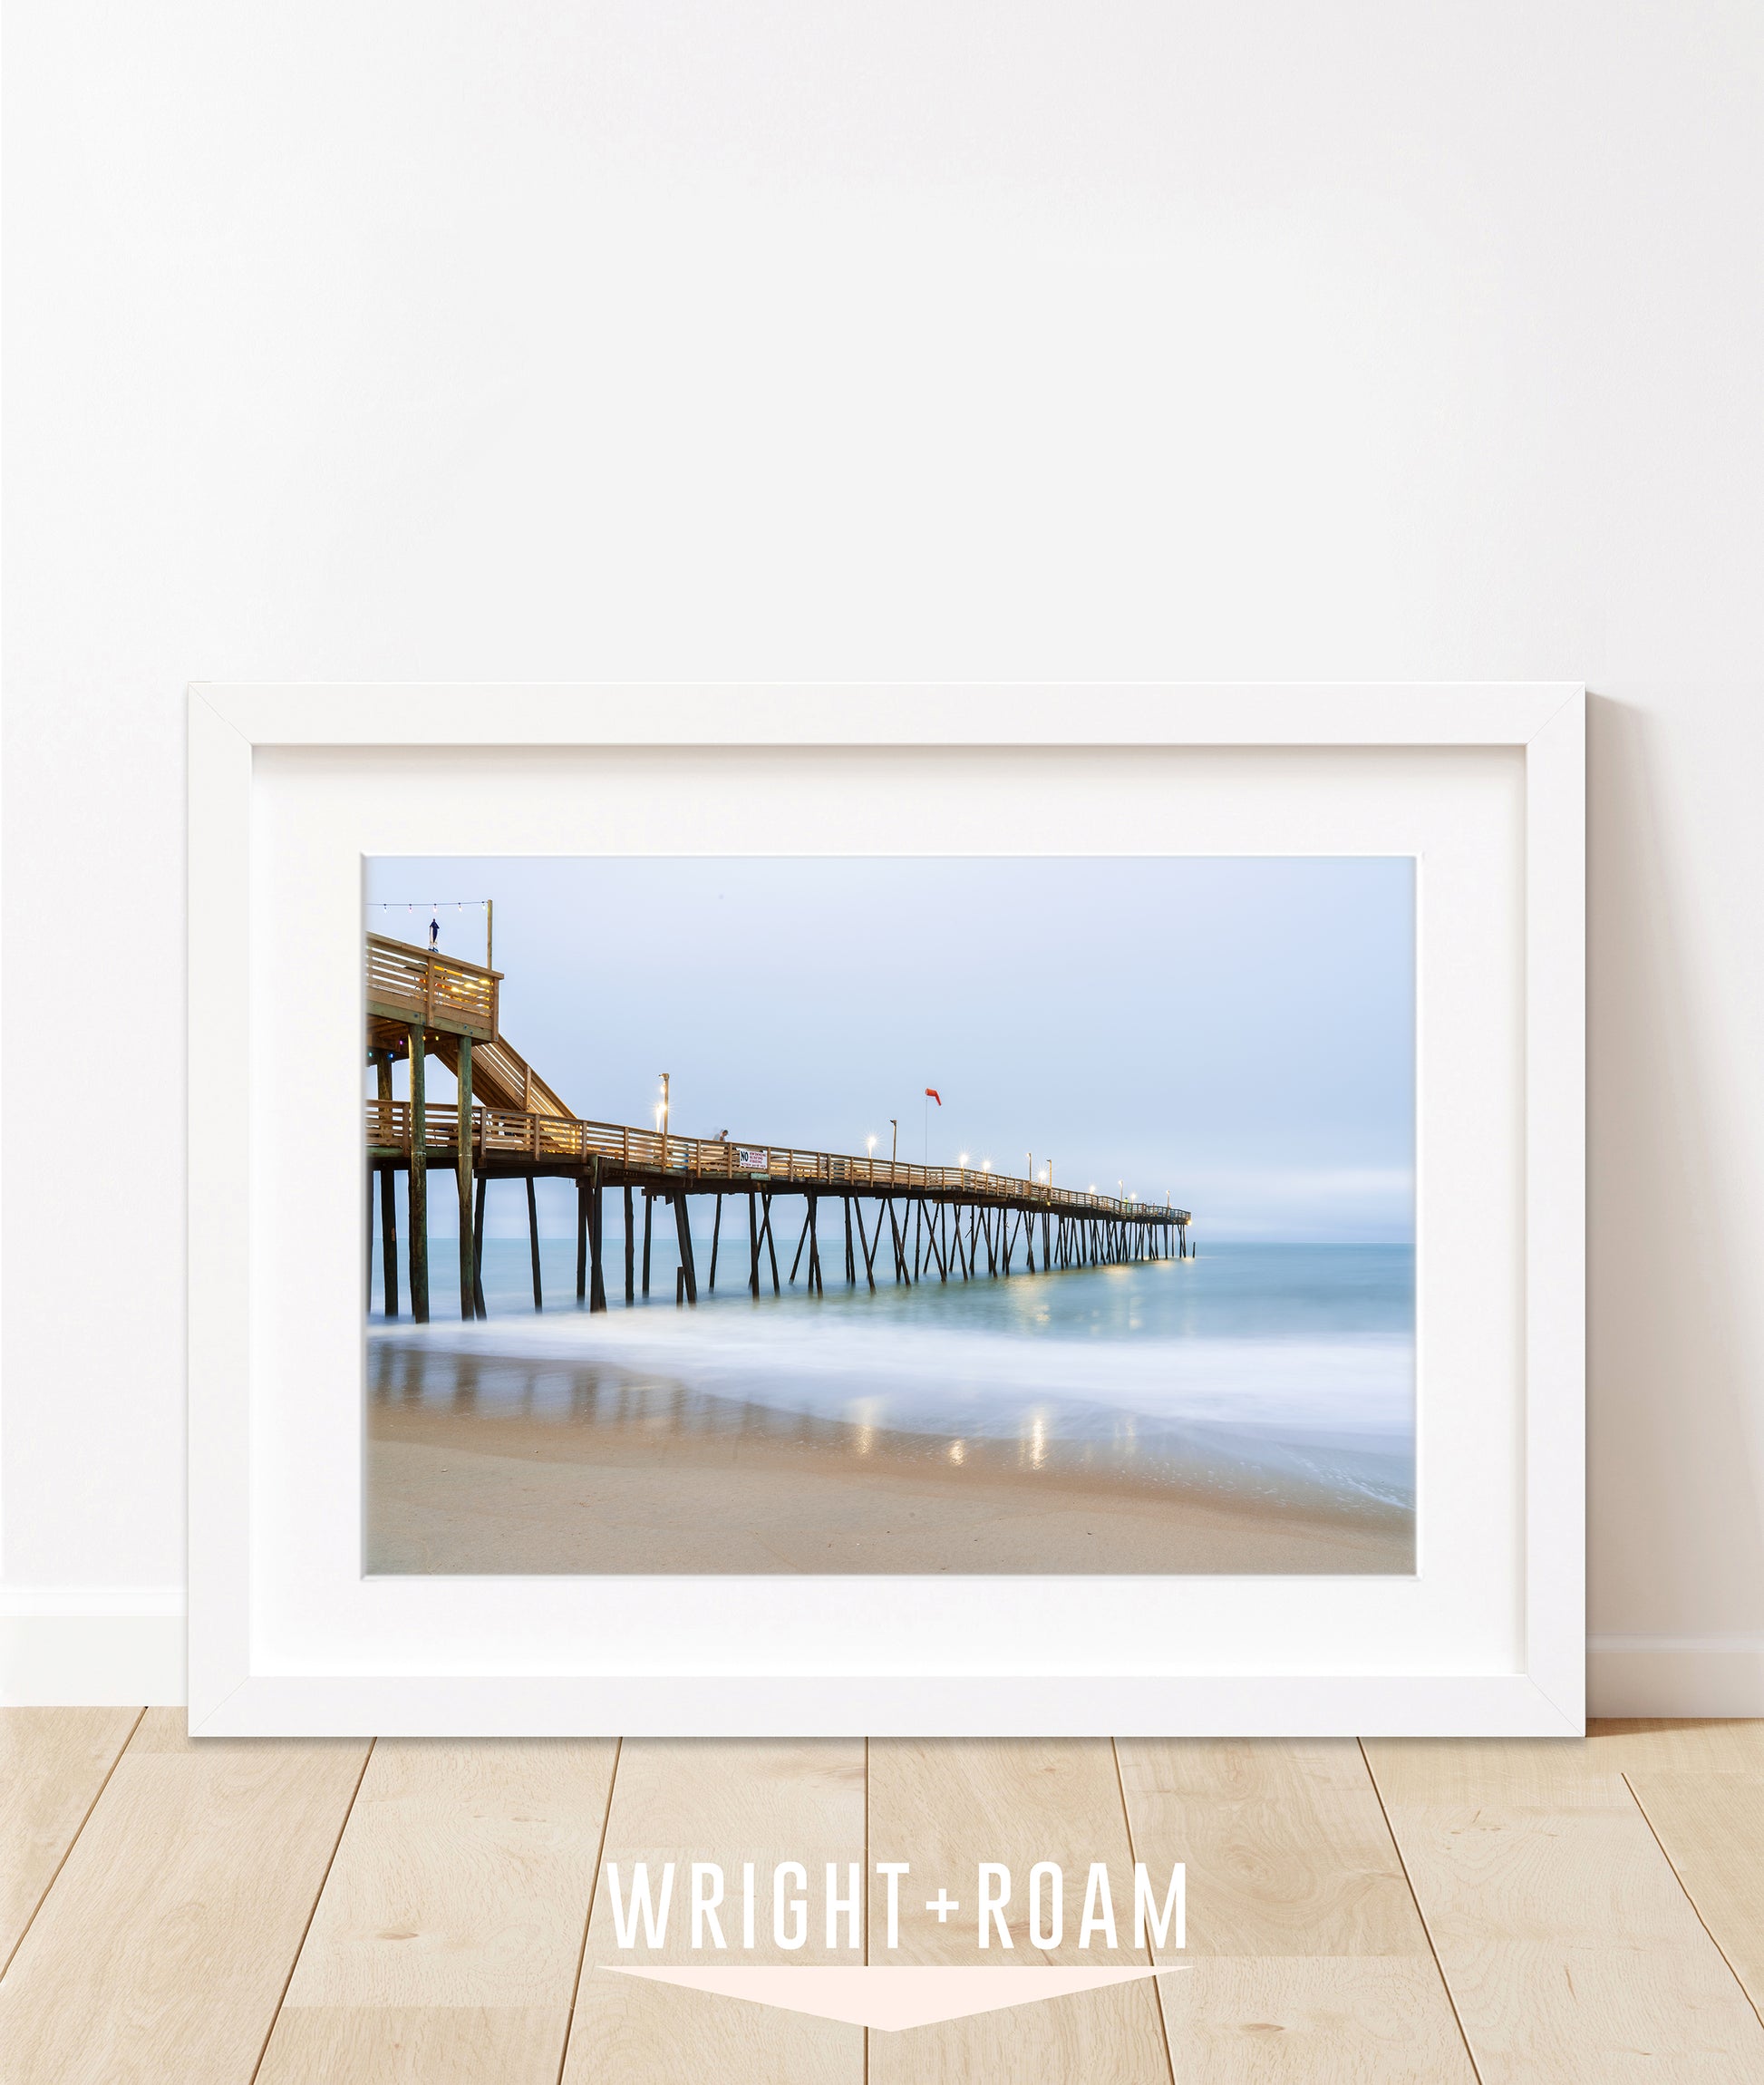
[367,856,1413,1242]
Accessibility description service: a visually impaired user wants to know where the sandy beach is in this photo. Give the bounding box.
[366,1398,1413,1576]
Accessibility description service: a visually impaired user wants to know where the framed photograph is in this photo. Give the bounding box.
[188,684,1583,1735]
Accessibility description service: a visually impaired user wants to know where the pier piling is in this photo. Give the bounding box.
[588,1160,607,1312]
[455,1033,475,1321]
[374,1056,399,1315]
[854,1198,877,1290]
[406,1023,430,1322]
[673,1191,698,1304]
[761,1192,780,1294]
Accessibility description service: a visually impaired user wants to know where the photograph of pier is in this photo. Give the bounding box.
[363,856,1415,1576]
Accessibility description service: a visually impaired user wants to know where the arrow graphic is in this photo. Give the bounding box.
[602,1963,1187,2032]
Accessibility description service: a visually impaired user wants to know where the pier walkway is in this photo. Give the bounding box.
[365,933,1191,1322]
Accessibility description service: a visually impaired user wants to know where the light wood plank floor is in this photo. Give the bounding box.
[2,1717,1761,2082]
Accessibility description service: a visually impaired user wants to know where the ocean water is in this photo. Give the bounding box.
[368,1236,1414,1519]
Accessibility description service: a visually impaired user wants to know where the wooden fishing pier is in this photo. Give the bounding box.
[365,933,1192,1323]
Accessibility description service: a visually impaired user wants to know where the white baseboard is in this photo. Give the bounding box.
[0,1589,187,1705]
[3,1601,1759,1721]
[1588,1636,1764,1718]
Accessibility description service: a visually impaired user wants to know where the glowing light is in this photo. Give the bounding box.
[948,1440,966,1465]
[959,1152,969,1168]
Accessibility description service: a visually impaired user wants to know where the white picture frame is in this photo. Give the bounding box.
[188,684,1584,1737]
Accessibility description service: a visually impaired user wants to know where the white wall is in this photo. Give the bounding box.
[5,1,1761,1710]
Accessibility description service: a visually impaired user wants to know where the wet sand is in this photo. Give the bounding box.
[366,1400,1413,1576]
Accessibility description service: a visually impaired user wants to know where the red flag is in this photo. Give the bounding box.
[925,1088,942,1104]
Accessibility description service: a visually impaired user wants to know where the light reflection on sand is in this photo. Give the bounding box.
[367,1331,1411,1523]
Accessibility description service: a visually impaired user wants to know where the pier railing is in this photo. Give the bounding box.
[366,935,499,1042]
[366,1099,1186,1221]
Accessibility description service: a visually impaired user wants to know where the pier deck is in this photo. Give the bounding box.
[364,933,1189,1321]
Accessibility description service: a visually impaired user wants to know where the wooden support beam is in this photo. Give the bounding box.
[844,1197,855,1284]
[673,1192,698,1304]
[763,1193,780,1294]
[641,1190,653,1297]
[588,1159,607,1312]
[455,1033,476,1321]
[789,1201,812,1284]
[748,1189,761,1297]
[375,1057,399,1316]
[471,1173,487,1318]
[527,1175,543,1311]
[886,1198,911,1285]
[586,1166,603,1308]
[406,1024,429,1322]
[624,1185,635,1301]
[807,1192,823,1295]
[853,1196,878,1291]
[576,1175,587,1300]
[708,1194,722,1292]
